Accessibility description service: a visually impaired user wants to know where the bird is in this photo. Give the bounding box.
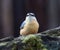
[20,13,39,35]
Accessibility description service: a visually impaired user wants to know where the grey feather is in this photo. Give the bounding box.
[20,21,26,29]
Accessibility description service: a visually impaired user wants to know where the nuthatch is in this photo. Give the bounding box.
[20,13,39,35]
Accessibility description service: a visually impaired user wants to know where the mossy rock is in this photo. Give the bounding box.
[0,26,60,50]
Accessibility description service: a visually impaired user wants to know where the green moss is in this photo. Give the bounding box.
[22,34,47,50]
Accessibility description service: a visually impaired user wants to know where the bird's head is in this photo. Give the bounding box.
[25,13,37,22]
[27,13,35,16]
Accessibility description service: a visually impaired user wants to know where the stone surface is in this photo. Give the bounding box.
[0,26,60,50]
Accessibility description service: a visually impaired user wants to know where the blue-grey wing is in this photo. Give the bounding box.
[20,21,26,29]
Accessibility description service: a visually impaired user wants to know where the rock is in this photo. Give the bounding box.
[0,26,60,50]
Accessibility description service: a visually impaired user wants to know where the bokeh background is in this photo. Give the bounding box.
[0,0,60,38]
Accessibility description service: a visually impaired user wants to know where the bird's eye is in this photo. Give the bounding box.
[31,15,34,16]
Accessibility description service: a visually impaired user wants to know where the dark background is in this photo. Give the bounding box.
[0,0,60,38]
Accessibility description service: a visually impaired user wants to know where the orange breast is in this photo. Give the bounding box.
[20,20,39,35]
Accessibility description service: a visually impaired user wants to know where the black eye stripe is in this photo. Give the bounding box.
[26,15,29,16]
[31,15,34,16]
[27,15,35,16]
